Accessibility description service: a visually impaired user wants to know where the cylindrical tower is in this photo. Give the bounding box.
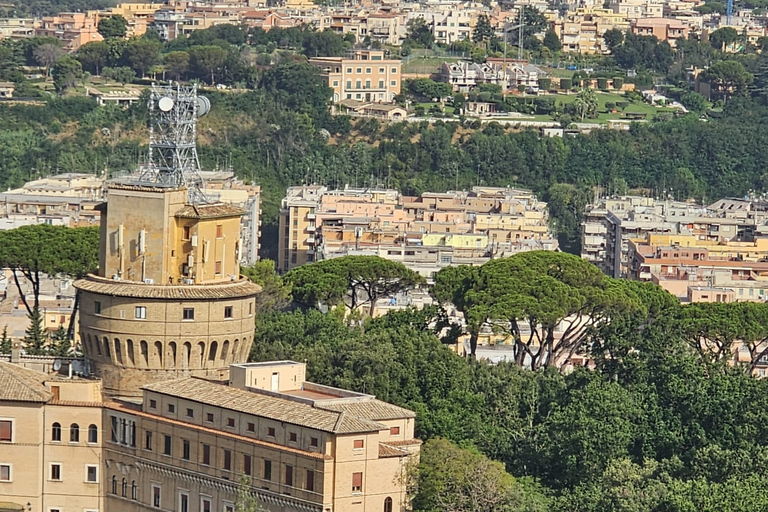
[75,182,261,397]
[75,276,260,397]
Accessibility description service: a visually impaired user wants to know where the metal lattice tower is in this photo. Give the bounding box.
[141,82,210,203]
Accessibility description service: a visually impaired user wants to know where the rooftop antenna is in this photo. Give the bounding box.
[140,82,211,204]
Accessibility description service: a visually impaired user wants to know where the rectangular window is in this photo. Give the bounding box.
[145,430,153,451]
[167,403,175,414]
[247,422,255,433]
[223,449,232,471]
[289,432,297,443]
[163,435,171,456]
[183,225,191,240]
[310,437,319,447]
[249,302,253,315]
[346,80,352,89]
[390,426,400,435]
[379,67,385,73]
[267,427,275,437]
[391,67,398,74]
[356,67,362,73]
[186,408,194,418]
[182,308,194,320]
[216,225,223,238]
[215,261,222,274]
[346,67,352,73]
[264,460,272,481]
[365,67,371,74]
[202,444,211,465]
[200,497,211,512]
[206,413,214,423]
[244,454,252,475]
[179,491,189,512]
[224,504,234,512]
[0,420,11,442]
[135,306,147,319]
[110,416,118,442]
[391,80,396,86]
[152,485,161,508]
[224,306,233,318]
[86,465,98,483]
[182,440,190,460]
[94,301,101,314]
[352,472,362,492]
[285,465,293,486]
[306,469,315,492]
[226,417,235,428]
[149,399,157,409]
[50,463,62,481]
[332,80,339,87]
[378,80,384,88]
[0,464,11,481]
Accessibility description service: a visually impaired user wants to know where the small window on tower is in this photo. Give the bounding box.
[216,225,223,238]
[183,226,190,240]
[215,261,222,275]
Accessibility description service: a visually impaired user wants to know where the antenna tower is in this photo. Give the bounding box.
[140,82,211,203]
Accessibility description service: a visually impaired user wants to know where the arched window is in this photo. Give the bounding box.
[183,342,191,369]
[208,341,218,362]
[111,475,117,494]
[51,422,61,442]
[127,339,135,366]
[140,340,149,366]
[168,341,177,368]
[232,339,240,363]
[103,336,111,358]
[154,341,163,366]
[114,338,123,364]
[93,334,101,356]
[220,340,230,363]
[197,342,206,367]
[70,423,79,442]
[121,477,127,497]
[131,480,137,500]
[88,424,98,443]
[384,497,393,512]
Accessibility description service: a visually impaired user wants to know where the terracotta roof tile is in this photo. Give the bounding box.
[175,203,246,219]
[142,378,386,434]
[74,274,261,300]
[318,399,416,420]
[0,361,52,403]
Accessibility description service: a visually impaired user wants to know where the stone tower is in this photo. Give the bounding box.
[74,182,261,397]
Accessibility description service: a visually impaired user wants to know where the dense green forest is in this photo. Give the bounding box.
[246,251,768,511]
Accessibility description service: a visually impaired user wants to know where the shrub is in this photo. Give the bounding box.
[597,77,608,90]
[538,78,552,91]
[605,101,616,111]
[560,78,572,90]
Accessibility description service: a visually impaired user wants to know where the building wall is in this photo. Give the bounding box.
[78,291,257,397]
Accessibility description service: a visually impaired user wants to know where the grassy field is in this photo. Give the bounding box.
[402,57,462,75]
[548,91,674,122]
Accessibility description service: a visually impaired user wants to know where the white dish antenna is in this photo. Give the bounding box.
[53,359,62,371]
[158,96,175,112]
[196,96,211,117]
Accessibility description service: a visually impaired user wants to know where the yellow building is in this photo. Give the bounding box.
[552,8,630,54]
[310,50,402,103]
[0,359,105,512]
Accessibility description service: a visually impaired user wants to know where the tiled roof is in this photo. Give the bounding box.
[0,361,52,403]
[175,203,246,219]
[74,274,261,300]
[378,442,409,458]
[318,399,416,420]
[143,378,387,434]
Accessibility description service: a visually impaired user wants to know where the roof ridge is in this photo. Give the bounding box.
[332,410,346,433]
[0,361,53,402]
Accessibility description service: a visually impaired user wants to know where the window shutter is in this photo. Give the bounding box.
[352,472,363,487]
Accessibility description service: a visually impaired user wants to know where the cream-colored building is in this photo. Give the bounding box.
[0,359,105,512]
[310,50,401,103]
[551,8,630,54]
[103,360,419,512]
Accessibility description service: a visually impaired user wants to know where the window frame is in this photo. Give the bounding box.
[0,419,12,443]
[135,306,147,319]
[0,463,11,482]
[49,463,62,481]
[85,464,98,483]
[224,306,233,319]
[152,483,162,508]
[182,308,195,321]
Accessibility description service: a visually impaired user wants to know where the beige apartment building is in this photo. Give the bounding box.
[103,361,418,512]
[277,185,557,276]
[551,8,630,54]
[309,50,401,103]
[0,358,105,512]
[36,12,103,51]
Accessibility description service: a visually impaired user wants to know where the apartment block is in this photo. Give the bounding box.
[278,185,557,278]
[583,195,768,278]
[309,50,402,103]
[36,12,103,51]
[0,18,38,39]
[631,17,688,46]
[551,8,630,54]
[0,359,105,512]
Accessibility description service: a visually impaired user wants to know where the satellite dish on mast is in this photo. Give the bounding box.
[196,96,210,117]
[158,96,175,112]
[53,359,62,371]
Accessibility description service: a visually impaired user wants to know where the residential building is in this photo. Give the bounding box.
[0,18,38,39]
[583,195,768,278]
[310,50,402,103]
[631,17,689,45]
[91,2,165,38]
[104,360,419,512]
[0,358,105,512]
[0,81,14,98]
[278,185,558,278]
[441,61,500,92]
[36,12,103,51]
[609,0,664,19]
[551,8,630,54]
[430,8,473,44]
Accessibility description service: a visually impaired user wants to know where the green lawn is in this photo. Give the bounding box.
[548,91,675,123]
[403,57,461,75]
